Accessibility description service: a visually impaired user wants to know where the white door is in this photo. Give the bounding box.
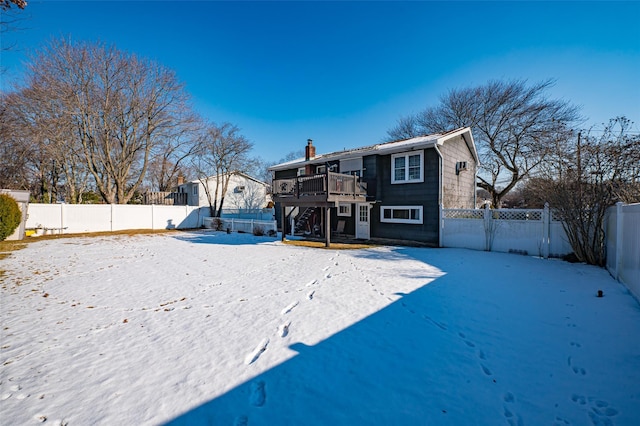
[356,203,370,240]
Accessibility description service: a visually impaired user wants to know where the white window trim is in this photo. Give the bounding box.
[337,203,352,217]
[391,151,424,184]
[192,185,198,196]
[380,205,423,224]
[316,165,326,174]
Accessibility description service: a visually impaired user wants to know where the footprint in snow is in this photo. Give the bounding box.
[306,279,318,287]
[307,290,315,300]
[244,338,269,365]
[250,380,266,407]
[481,364,492,376]
[279,321,291,337]
[234,415,248,426]
[281,301,299,315]
[571,394,587,405]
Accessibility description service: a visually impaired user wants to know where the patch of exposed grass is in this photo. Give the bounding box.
[282,239,376,250]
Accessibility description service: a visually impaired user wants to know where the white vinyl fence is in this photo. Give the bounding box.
[203,217,277,234]
[25,204,277,236]
[26,204,206,234]
[606,202,640,300]
[440,204,573,258]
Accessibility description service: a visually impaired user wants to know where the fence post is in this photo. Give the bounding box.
[614,202,624,281]
[483,204,492,251]
[60,203,65,234]
[543,203,550,259]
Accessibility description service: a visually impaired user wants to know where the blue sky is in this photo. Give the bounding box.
[2,1,639,163]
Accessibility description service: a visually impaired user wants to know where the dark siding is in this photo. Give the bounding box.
[274,169,298,179]
[369,149,440,244]
[330,206,355,235]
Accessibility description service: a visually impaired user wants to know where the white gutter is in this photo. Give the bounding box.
[433,144,444,248]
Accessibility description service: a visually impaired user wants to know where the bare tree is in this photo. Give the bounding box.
[1,0,28,69]
[145,112,202,192]
[1,0,27,10]
[388,79,581,207]
[529,117,640,265]
[16,37,196,204]
[193,122,254,217]
[0,93,33,190]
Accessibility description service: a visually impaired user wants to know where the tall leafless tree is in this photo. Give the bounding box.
[193,122,253,217]
[526,117,640,265]
[12,37,197,204]
[387,79,581,207]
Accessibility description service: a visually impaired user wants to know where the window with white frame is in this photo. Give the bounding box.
[297,167,305,176]
[380,206,423,224]
[192,185,198,196]
[391,151,423,184]
[316,165,326,174]
[337,203,352,217]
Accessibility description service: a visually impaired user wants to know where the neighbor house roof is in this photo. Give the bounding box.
[183,171,269,187]
[268,127,478,172]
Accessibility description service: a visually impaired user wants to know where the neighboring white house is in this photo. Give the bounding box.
[177,172,271,210]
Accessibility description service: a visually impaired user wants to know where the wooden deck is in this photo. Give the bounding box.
[272,172,367,207]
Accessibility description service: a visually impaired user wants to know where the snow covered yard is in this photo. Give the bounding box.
[1,231,639,426]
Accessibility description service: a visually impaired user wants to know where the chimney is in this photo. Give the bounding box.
[305,139,315,161]
[177,175,184,186]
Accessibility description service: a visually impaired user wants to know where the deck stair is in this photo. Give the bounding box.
[294,207,314,233]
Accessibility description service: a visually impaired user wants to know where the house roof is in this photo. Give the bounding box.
[268,127,478,172]
[182,172,270,187]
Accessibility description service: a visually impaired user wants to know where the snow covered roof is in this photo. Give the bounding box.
[268,127,478,171]
[183,171,269,187]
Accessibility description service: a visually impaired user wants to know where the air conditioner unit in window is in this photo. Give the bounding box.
[456,161,468,175]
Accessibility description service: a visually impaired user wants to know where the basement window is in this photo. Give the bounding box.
[380,206,423,224]
[337,203,352,217]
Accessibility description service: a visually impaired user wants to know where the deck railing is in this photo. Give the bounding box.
[273,172,367,200]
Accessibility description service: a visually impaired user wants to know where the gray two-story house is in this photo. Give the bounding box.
[269,127,478,246]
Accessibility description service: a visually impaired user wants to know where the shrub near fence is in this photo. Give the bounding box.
[440,204,573,258]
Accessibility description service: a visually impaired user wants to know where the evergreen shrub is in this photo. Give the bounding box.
[0,194,22,241]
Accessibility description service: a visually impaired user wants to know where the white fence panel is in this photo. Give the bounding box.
[26,204,63,233]
[441,205,572,258]
[549,215,573,258]
[440,209,485,251]
[63,204,112,233]
[112,205,153,231]
[619,204,640,299]
[607,203,640,300]
[151,205,203,230]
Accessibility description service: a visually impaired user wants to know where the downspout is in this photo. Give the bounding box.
[433,143,444,248]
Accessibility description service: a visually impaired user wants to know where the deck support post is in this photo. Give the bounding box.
[325,206,331,248]
[281,205,286,241]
